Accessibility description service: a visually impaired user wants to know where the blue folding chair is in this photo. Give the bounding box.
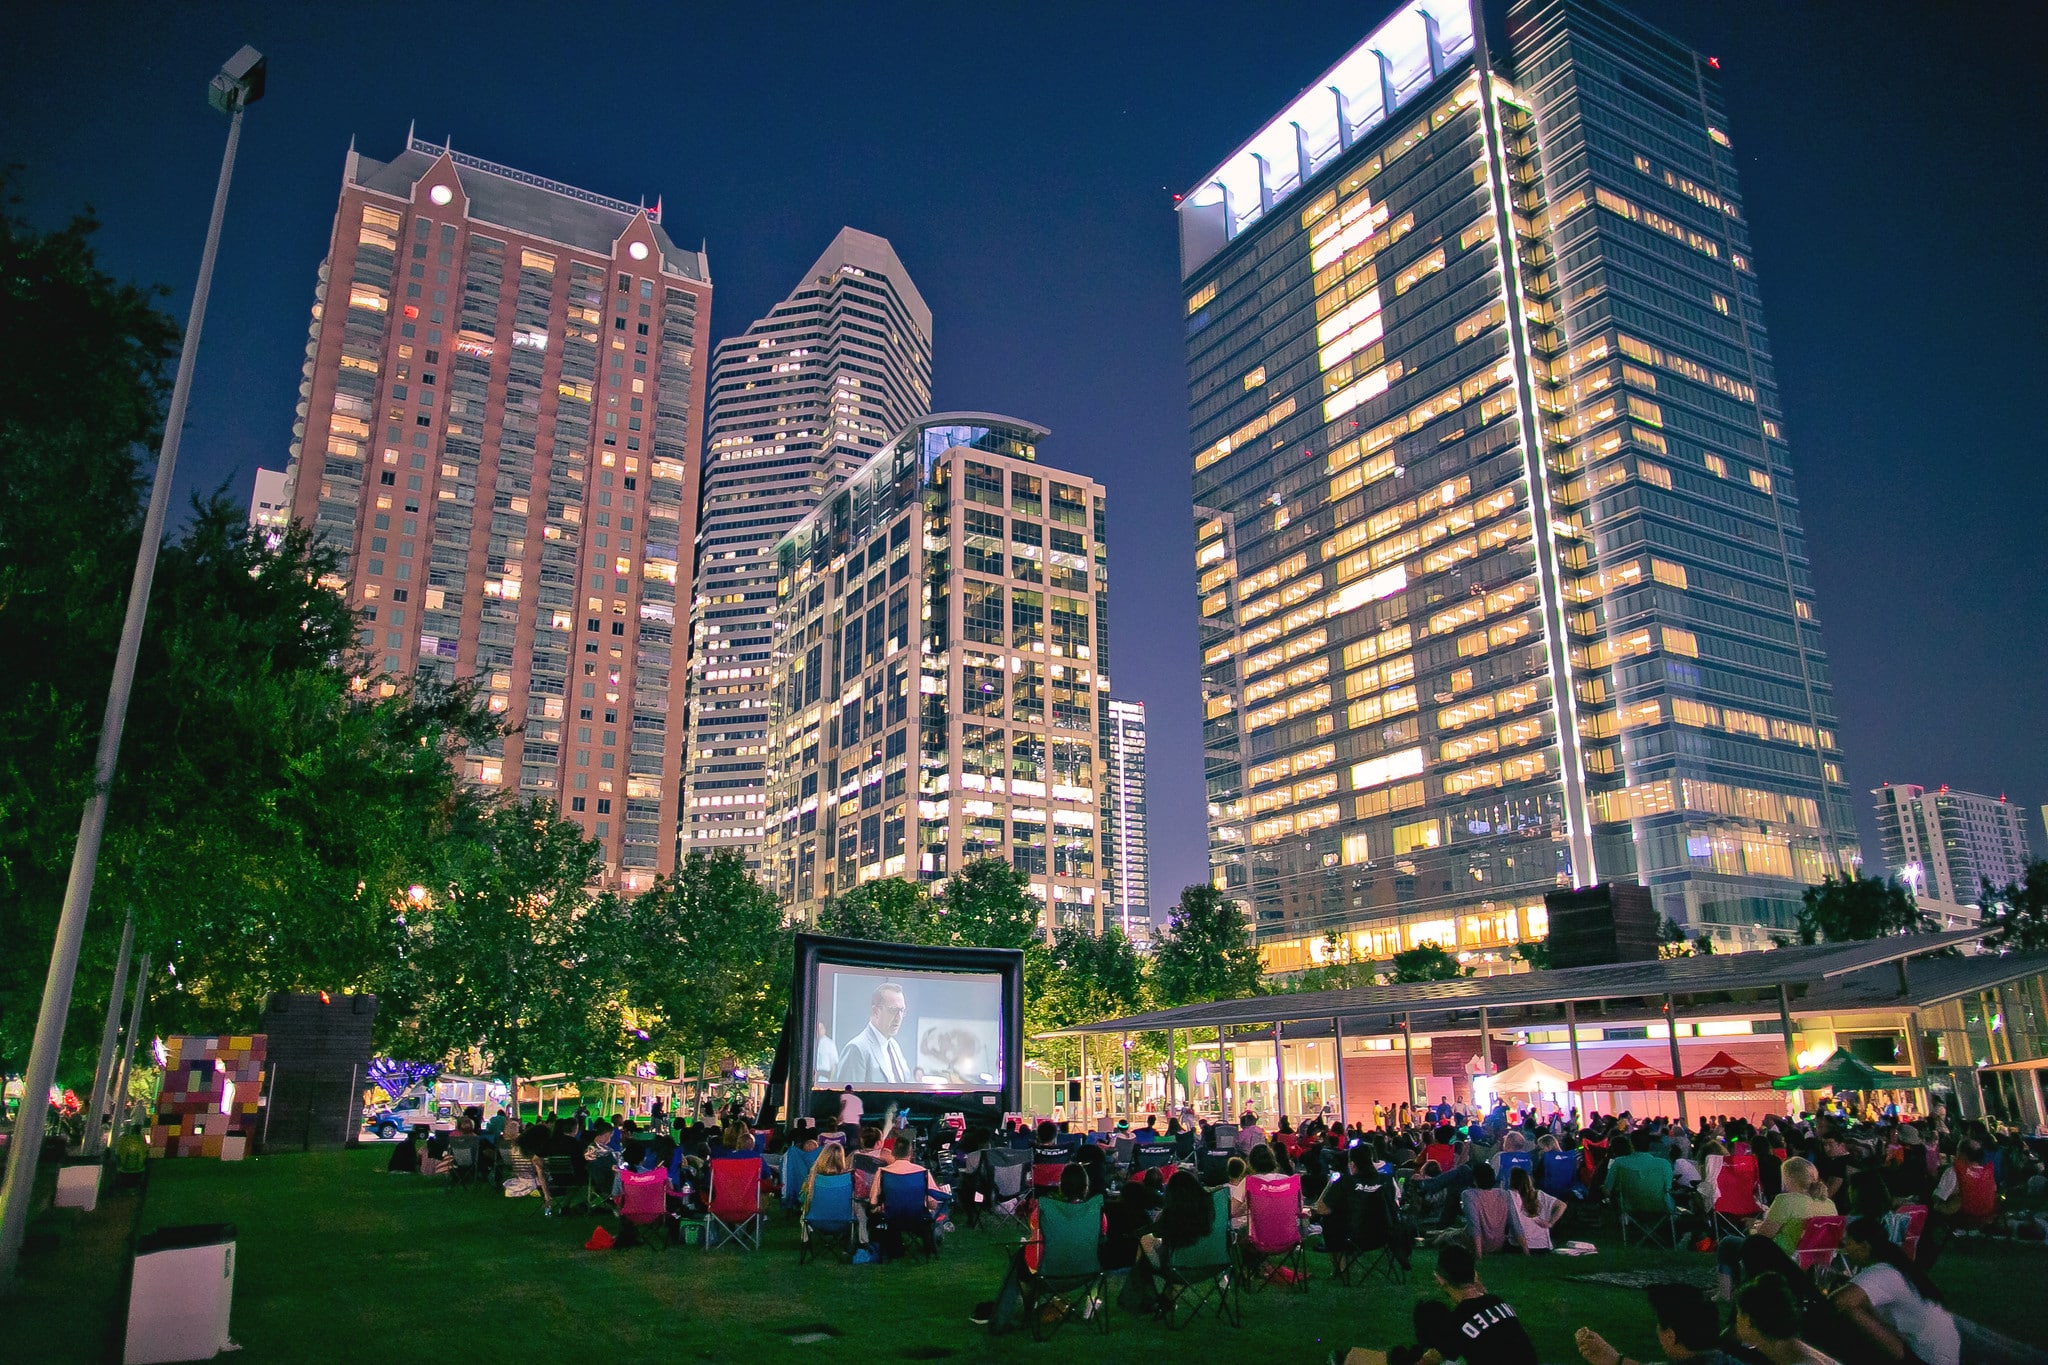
[782,1144,822,1211]
[1135,1144,1176,1176]
[1538,1149,1582,1200]
[1496,1150,1535,1184]
[800,1171,857,1263]
[876,1169,940,1261]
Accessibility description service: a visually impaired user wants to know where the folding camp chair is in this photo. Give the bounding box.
[1495,1150,1534,1186]
[705,1156,765,1250]
[781,1144,822,1212]
[1888,1204,1928,1263]
[1024,1194,1111,1339]
[1211,1124,1239,1152]
[445,1135,482,1190]
[875,1169,940,1262]
[582,1152,619,1213]
[1709,1154,1763,1239]
[1197,1150,1232,1184]
[1156,1187,1241,1330]
[1538,1149,1583,1201]
[1242,1173,1309,1291]
[1135,1144,1176,1177]
[1327,1174,1410,1286]
[615,1168,672,1252]
[536,1154,584,1216]
[800,1171,858,1264]
[1113,1137,1136,1171]
[1613,1164,1680,1250]
[1792,1214,1845,1275]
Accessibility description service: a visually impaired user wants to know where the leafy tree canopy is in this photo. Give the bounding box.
[1151,883,1264,1006]
[1981,863,2048,954]
[622,850,791,1068]
[1390,942,1467,983]
[1796,873,1929,945]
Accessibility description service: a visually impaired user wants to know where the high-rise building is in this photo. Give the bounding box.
[281,132,710,889]
[1179,0,1859,971]
[764,415,1111,930]
[683,230,932,869]
[248,466,289,547]
[1874,783,2033,905]
[1105,698,1150,932]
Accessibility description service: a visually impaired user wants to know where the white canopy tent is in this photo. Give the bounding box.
[1477,1056,1575,1106]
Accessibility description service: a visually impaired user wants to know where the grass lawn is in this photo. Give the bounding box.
[12,1148,2044,1363]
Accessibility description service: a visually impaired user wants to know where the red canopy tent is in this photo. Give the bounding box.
[1567,1052,1675,1091]
[1677,1050,1778,1092]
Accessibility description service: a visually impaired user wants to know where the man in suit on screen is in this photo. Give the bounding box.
[835,981,911,1084]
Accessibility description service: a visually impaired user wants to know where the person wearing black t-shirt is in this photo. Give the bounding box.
[1328,1244,1536,1365]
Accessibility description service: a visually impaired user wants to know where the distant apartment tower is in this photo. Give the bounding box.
[764,415,1112,930]
[683,230,932,869]
[1105,698,1150,931]
[1874,783,2033,904]
[1180,0,1860,972]
[281,133,710,889]
[248,466,289,547]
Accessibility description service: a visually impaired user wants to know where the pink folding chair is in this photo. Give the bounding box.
[614,1167,671,1252]
[1710,1153,1762,1237]
[1241,1173,1309,1291]
[1792,1214,1845,1274]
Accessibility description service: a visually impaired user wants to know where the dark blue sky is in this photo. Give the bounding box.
[8,2,2044,906]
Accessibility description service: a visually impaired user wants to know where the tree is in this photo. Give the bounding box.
[1391,942,1467,983]
[1982,863,2048,953]
[392,800,629,1083]
[816,877,936,944]
[1151,884,1264,1006]
[937,857,1042,950]
[1796,873,1930,945]
[1513,938,1553,971]
[1657,917,1695,960]
[622,851,792,1075]
[1283,930,1379,993]
[1023,923,1146,1078]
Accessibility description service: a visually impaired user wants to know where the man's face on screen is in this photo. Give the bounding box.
[870,988,906,1037]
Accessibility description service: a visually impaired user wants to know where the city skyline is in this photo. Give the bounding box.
[11,0,2045,904]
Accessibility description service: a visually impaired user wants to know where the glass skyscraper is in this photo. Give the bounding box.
[1181,0,1859,971]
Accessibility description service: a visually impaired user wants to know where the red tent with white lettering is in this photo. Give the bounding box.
[1677,1050,1778,1092]
[1567,1052,1675,1091]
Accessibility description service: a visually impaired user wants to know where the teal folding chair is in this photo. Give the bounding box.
[1157,1187,1241,1329]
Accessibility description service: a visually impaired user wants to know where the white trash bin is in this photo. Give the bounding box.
[124,1223,236,1364]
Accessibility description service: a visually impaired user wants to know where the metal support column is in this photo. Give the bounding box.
[82,914,137,1158]
[1666,994,1689,1127]
[1333,1014,1349,1128]
[1273,1022,1287,1123]
[1565,999,1583,1118]
[110,953,150,1139]
[1401,1013,1417,1114]
[1778,983,1802,1114]
[1167,1028,1178,1110]
[1477,1004,1492,1106]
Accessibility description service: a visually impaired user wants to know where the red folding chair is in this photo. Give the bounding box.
[615,1168,671,1252]
[705,1156,765,1250]
[1891,1204,1928,1262]
[1792,1214,1844,1274]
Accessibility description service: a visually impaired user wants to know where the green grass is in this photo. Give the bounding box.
[12,1149,2043,1362]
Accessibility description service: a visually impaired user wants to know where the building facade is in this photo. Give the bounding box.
[1105,698,1151,933]
[763,415,1112,930]
[683,230,932,870]
[1180,0,1859,973]
[281,133,710,888]
[1874,783,2033,905]
[248,466,289,547]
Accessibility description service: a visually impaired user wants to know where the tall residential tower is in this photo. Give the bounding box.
[1874,783,2033,905]
[1181,0,1859,970]
[1105,698,1151,932]
[282,134,710,888]
[764,416,1113,930]
[683,230,932,868]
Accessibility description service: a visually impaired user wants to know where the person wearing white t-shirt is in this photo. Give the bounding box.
[1505,1166,1565,1252]
[1832,1218,1959,1365]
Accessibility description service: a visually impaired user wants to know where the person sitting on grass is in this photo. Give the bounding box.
[1577,1283,1738,1365]
[387,1125,424,1174]
[1506,1165,1564,1253]
[1829,1217,1958,1365]
[1326,1242,1537,1365]
[1735,1273,1843,1365]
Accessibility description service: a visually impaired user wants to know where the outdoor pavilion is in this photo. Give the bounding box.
[1038,929,2048,1130]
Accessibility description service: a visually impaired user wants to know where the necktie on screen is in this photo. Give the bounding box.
[886,1039,906,1082]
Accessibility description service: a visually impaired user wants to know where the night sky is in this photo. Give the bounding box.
[8,2,2044,907]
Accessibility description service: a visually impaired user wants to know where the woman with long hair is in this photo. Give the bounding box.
[1832,1217,1957,1365]
[1507,1164,1564,1252]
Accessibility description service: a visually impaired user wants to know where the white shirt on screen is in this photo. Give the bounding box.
[814,1034,840,1083]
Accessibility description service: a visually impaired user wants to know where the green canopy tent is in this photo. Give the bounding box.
[1771,1048,1917,1092]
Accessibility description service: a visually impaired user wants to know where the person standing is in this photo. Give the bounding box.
[837,1084,864,1149]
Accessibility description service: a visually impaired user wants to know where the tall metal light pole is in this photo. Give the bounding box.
[0,46,265,1284]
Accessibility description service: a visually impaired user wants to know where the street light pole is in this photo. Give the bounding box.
[0,47,264,1284]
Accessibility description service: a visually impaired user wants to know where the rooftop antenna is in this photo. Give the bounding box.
[405,117,415,148]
